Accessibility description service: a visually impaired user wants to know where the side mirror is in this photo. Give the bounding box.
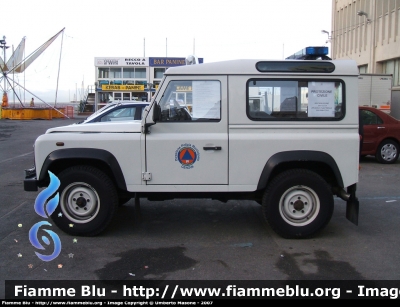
[153,103,161,122]
[143,102,159,134]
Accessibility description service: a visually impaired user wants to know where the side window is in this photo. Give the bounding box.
[247,79,344,120]
[158,80,221,122]
[360,110,383,125]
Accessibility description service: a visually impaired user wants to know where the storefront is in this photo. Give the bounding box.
[94,56,203,111]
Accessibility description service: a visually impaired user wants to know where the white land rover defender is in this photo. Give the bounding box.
[24,48,360,239]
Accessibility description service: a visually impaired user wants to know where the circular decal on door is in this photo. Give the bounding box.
[175,144,200,169]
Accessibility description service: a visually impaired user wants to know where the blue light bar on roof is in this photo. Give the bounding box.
[306,46,329,56]
[286,46,330,60]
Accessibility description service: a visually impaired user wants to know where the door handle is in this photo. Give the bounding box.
[203,146,222,151]
[377,127,385,129]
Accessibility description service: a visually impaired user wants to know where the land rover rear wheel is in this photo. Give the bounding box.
[51,165,118,236]
[262,169,334,239]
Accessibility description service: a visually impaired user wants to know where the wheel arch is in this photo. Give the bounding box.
[257,150,344,191]
[378,137,400,148]
[38,148,127,191]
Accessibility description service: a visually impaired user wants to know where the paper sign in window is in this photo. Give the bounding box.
[308,82,335,117]
[192,81,221,119]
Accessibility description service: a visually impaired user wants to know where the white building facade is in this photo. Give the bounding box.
[331,0,400,116]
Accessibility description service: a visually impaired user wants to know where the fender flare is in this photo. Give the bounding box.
[257,150,344,190]
[39,148,127,190]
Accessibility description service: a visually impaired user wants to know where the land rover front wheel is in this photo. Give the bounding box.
[262,169,334,239]
[51,165,118,236]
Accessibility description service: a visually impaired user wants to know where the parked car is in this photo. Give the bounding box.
[77,101,149,124]
[359,106,400,164]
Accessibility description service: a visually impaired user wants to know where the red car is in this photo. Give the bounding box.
[359,106,400,164]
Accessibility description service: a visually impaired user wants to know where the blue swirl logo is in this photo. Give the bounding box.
[29,171,62,261]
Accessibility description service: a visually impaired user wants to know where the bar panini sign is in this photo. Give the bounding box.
[102,85,145,91]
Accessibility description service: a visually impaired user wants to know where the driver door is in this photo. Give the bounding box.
[145,76,228,185]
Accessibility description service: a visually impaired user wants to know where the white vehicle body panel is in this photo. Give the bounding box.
[47,120,142,133]
[36,121,143,187]
[33,59,360,192]
[144,75,228,185]
[227,74,359,188]
[143,60,360,190]
[26,58,362,238]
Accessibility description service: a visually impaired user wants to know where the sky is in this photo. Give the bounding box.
[2,0,332,104]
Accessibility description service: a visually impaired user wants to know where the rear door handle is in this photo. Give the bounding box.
[203,146,221,151]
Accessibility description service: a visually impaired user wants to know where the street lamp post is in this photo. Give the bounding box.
[94,81,98,112]
[0,36,9,93]
[321,30,332,57]
[357,10,371,23]
[321,30,331,43]
[147,82,153,102]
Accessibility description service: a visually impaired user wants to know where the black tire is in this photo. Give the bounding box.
[262,169,334,239]
[376,139,399,164]
[50,165,118,236]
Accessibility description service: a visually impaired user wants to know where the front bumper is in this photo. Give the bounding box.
[24,166,38,191]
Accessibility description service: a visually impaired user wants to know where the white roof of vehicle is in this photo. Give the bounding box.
[165,59,359,76]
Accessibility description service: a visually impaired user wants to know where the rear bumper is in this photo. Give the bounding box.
[24,167,38,191]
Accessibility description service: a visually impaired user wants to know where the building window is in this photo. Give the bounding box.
[358,65,368,74]
[110,80,122,85]
[155,68,166,79]
[383,59,399,86]
[135,68,146,78]
[122,67,146,78]
[99,92,112,104]
[123,68,135,78]
[110,68,122,78]
[98,68,109,78]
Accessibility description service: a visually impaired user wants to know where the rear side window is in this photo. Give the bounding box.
[360,109,384,125]
[247,79,344,121]
[100,107,136,122]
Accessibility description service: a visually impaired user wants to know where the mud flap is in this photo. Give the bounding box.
[346,184,359,225]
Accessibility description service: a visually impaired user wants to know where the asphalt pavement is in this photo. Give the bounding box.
[1,117,400,300]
